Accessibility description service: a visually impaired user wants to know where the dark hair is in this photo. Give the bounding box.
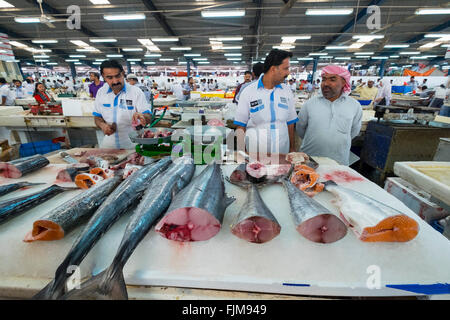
[422,85,428,90]
[26,79,31,84]
[263,49,293,74]
[100,60,124,75]
[0,77,6,84]
[33,82,45,96]
[13,79,21,84]
[90,72,100,79]
[244,71,252,75]
[252,62,264,77]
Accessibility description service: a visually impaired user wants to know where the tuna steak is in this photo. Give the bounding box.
[231,183,281,243]
[155,162,235,242]
[23,175,123,242]
[282,179,347,243]
[0,154,49,178]
[324,181,419,242]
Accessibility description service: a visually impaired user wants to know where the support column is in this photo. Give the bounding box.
[378,59,386,78]
[310,58,318,82]
[126,60,132,74]
[70,63,77,80]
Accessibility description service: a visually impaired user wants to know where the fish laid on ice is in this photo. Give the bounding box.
[0,154,49,178]
[33,158,172,300]
[56,164,90,182]
[0,185,75,226]
[231,183,281,244]
[23,175,123,242]
[282,178,347,243]
[155,162,235,242]
[0,182,45,197]
[60,156,195,300]
[324,181,419,242]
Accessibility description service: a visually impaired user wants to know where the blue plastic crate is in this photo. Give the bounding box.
[358,100,372,106]
[391,86,412,94]
[19,140,61,157]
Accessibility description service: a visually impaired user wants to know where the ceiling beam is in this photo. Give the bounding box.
[248,0,263,63]
[325,0,386,46]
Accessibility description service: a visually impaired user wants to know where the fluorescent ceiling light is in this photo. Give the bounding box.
[14,17,40,23]
[89,0,110,4]
[227,58,242,61]
[297,57,313,60]
[352,35,384,40]
[400,51,420,55]
[415,8,450,15]
[170,47,191,51]
[335,57,351,60]
[193,58,207,61]
[198,61,210,64]
[201,10,245,18]
[442,44,450,47]
[424,34,450,38]
[326,46,350,50]
[354,52,374,55]
[273,45,295,50]
[25,48,52,53]
[420,42,441,48]
[90,38,117,43]
[104,14,145,21]
[0,1,13,8]
[127,59,141,61]
[32,39,58,44]
[354,56,370,59]
[95,59,106,61]
[34,60,49,62]
[74,62,82,65]
[290,61,299,64]
[159,58,174,61]
[306,8,353,15]
[9,41,28,48]
[122,48,143,52]
[76,48,99,52]
[371,56,389,59]
[410,56,429,59]
[144,62,156,64]
[70,55,86,58]
[224,53,242,56]
[151,37,179,42]
[349,43,366,49]
[222,46,242,50]
[33,55,50,58]
[46,62,58,65]
[384,44,410,48]
[70,40,89,47]
[93,62,102,65]
[184,54,201,57]
[106,54,123,57]
[145,54,161,57]
[209,37,243,41]
[281,35,311,41]
[403,65,412,67]
[178,62,187,64]
[390,55,400,58]
[309,53,327,56]
[65,59,79,62]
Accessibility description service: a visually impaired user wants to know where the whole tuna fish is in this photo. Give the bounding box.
[33,157,172,300]
[155,162,235,242]
[282,178,347,243]
[231,183,281,244]
[0,154,49,178]
[59,156,196,300]
[0,185,75,226]
[23,175,123,242]
[0,182,44,197]
[324,181,419,242]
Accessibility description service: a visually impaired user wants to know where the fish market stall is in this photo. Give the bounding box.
[0,154,449,299]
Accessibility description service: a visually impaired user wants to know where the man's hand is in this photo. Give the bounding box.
[101,122,116,136]
[132,112,147,126]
